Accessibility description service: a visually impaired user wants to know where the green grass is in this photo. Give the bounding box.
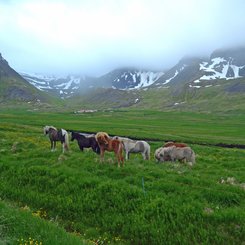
[0,108,245,144]
[0,109,244,244]
[0,201,87,245]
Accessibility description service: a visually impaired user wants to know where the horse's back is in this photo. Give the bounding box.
[164,141,188,148]
[127,140,148,153]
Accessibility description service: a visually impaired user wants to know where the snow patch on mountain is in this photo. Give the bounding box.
[194,57,245,83]
[132,71,164,89]
[113,71,164,90]
[160,65,186,85]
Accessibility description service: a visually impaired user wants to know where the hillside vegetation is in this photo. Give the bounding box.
[0,109,244,244]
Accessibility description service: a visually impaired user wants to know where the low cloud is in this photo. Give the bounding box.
[0,0,245,76]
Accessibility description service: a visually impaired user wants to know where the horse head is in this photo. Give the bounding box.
[43,125,57,135]
[95,132,110,145]
[71,131,75,141]
[43,126,50,135]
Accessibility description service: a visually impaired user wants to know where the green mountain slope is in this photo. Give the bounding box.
[136,78,245,113]
[67,77,245,113]
[0,53,62,107]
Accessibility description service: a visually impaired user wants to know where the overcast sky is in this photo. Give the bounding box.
[0,0,245,76]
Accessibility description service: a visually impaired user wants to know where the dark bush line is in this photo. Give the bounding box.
[67,129,245,150]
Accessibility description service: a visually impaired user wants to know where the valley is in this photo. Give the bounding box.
[0,108,244,244]
[0,46,245,244]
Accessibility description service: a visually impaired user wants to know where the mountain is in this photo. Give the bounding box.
[13,46,245,112]
[0,53,61,105]
[106,68,163,89]
[20,72,86,98]
[151,56,206,88]
[153,46,245,90]
[69,46,245,112]
[21,68,163,98]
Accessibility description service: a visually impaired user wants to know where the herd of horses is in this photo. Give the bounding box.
[43,126,196,167]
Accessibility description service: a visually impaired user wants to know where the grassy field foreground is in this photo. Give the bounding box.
[0,109,245,244]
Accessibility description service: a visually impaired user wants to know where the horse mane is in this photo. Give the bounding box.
[95,132,110,145]
[73,132,86,139]
[43,125,57,135]
[44,125,57,131]
[113,136,134,143]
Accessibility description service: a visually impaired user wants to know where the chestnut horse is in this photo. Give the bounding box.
[95,132,124,167]
[164,141,188,148]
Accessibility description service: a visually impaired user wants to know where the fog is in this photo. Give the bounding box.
[1,0,245,76]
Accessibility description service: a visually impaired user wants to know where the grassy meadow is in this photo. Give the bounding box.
[0,108,245,244]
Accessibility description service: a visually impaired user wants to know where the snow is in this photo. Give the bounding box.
[174,101,186,106]
[125,71,163,89]
[195,57,244,83]
[189,84,201,88]
[20,72,65,81]
[25,77,47,85]
[64,77,80,89]
[163,70,179,84]
[132,74,136,83]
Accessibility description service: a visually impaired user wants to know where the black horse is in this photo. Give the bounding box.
[71,132,100,154]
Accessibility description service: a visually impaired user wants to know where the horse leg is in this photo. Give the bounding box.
[120,152,124,167]
[62,142,65,153]
[50,141,53,152]
[145,150,150,160]
[117,152,122,168]
[147,148,150,160]
[100,148,105,163]
[125,151,129,160]
[53,141,56,151]
[92,146,96,153]
[118,144,124,167]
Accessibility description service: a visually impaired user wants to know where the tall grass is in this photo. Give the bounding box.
[0,109,244,244]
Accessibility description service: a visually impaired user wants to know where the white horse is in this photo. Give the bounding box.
[43,126,69,153]
[114,136,150,160]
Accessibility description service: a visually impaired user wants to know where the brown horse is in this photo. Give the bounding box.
[95,132,124,167]
[164,141,188,148]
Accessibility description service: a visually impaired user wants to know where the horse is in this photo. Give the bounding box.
[95,132,124,167]
[43,126,69,153]
[155,147,171,162]
[158,146,196,166]
[114,136,150,160]
[71,131,100,154]
[163,141,188,148]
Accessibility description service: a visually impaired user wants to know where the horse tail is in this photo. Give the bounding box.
[118,141,124,165]
[190,149,196,165]
[117,141,122,154]
[146,143,150,160]
[62,129,69,151]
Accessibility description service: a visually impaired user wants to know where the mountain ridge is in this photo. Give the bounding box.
[1,46,245,112]
[20,46,245,98]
